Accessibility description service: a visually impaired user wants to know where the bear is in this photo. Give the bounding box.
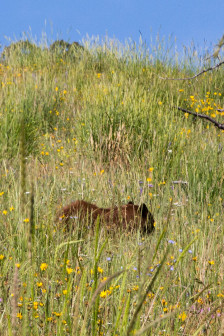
[57,200,155,234]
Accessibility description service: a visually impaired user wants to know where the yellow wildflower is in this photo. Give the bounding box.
[66,267,73,274]
[98,266,103,273]
[33,302,38,310]
[100,290,107,298]
[217,293,224,298]
[179,311,187,322]
[17,312,23,320]
[40,263,48,271]
[208,260,214,265]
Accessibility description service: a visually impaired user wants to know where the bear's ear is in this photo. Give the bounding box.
[139,203,149,217]
[128,201,134,205]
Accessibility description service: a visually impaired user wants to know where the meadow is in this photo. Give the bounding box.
[0,37,223,335]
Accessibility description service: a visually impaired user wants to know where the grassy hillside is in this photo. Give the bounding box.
[0,37,223,335]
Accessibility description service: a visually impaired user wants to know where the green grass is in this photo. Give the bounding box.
[0,36,223,335]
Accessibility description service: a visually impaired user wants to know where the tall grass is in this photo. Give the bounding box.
[0,35,223,335]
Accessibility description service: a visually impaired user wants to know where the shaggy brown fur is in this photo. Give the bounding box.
[57,200,155,234]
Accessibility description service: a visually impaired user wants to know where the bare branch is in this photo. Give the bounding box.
[160,60,224,80]
[177,106,224,130]
[212,34,224,59]
[172,181,188,185]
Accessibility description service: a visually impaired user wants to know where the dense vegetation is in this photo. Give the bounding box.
[0,37,223,335]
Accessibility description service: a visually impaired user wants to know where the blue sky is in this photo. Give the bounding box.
[1,0,224,54]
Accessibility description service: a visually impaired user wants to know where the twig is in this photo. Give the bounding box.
[172,181,188,185]
[159,60,224,80]
[177,106,224,130]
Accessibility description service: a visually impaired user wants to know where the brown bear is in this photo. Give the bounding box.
[57,200,155,234]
